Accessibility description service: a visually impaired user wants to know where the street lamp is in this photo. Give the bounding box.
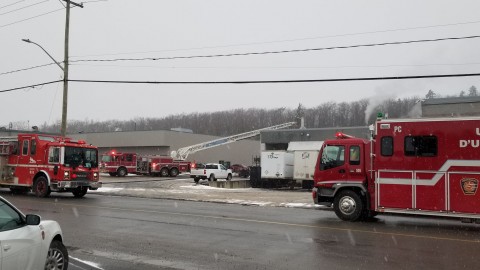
[21,39,64,71]
[23,1,82,137]
[22,38,69,137]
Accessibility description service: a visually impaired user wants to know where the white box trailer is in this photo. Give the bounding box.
[258,141,323,189]
[289,141,323,179]
[288,141,323,189]
[260,151,294,180]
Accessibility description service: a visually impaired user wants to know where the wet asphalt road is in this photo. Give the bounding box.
[3,190,480,270]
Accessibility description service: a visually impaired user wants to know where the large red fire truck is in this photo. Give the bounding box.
[313,116,480,222]
[100,151,190,177]
[0,134,101,198]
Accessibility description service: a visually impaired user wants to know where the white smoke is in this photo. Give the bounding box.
[407,101,423,118]
[364,89,396,125]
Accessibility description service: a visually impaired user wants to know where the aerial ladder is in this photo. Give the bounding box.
[170,122,296,160]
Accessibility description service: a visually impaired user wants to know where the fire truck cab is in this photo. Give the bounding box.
[100,151,137,177]
[0,134,101,197]
[313,117,480,222]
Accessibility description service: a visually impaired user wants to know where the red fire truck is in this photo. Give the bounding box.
[100,151,190,177]
[0,134,101,198]
[313,116,480,222]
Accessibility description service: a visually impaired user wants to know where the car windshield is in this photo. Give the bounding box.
[0,201,23,232]
[64,147,98,168]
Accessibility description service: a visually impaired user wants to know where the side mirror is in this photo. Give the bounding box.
[26,214,41,225]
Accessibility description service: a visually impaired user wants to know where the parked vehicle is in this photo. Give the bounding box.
[230,164,250,178]
[190,163,233,183]
[0,134,101,197]
[0,196,68,269]
[100,151,190,177]
[313,116,480,222]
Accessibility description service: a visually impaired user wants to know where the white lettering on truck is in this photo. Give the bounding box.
[460,128,480,148]
[460,140,480,148]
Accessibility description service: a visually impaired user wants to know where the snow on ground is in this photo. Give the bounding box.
[92,180,319,209]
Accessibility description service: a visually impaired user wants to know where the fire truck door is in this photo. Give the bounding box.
[15,139,33,185]
[318,144,347,181]
[347,145,364,182]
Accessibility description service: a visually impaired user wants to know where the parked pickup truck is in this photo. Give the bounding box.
[190,163,233,183]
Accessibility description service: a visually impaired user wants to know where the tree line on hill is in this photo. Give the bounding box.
[5,86,478,136]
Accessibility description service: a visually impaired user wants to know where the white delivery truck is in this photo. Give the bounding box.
[288,141,324,189]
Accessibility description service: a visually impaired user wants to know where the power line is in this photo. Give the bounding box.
[2,73,480,93]
[3,34,480,76]
[0,7,64,28]
[0,0,25,10]
[70,35,480,63]
[0,63,57,76]
[0,80,61,93]
[69,62,480,70]
[66,73,480,84]
[0,0,49,16]
[71,19,480,58]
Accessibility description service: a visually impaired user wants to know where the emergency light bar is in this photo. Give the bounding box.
[335,132,355,139]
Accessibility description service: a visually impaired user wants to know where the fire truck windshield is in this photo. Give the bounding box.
[64,147,98,168]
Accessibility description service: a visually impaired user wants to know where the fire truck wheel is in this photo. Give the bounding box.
[72,187,88,198]
[117,167,127,177]
[33,176,51,197]
[169,168,179,177]
[333,190,364,222]
[160,168,169,177]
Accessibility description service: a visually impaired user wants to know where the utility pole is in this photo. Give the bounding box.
[61,0,83,137]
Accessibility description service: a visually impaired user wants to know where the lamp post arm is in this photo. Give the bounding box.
[21,39,64,71]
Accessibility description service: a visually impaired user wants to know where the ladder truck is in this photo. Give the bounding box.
[170,122,296,161]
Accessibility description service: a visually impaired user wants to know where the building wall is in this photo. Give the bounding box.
[422,97,480,117]
[260,126,370,146]
[70,130,260,165]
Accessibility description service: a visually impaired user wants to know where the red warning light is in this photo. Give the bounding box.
[335,132,354,139]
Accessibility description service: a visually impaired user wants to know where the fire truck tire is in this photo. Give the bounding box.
[117,167,127,177]
[72,187,88,198]
[169,168,179,177]
[33,176,51,198]
[160,168,169,177]
[333,190,364,221]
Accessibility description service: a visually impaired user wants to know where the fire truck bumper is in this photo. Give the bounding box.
[313,187,334,206]
[56,181,102,189]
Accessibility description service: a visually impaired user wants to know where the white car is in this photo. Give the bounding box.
[0,196,68,270]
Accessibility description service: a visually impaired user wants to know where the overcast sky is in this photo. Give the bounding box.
[1,0,480,129]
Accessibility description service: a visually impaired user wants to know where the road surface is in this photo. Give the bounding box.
[3,191,480,270]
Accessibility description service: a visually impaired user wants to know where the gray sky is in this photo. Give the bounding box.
[1,0,480,128]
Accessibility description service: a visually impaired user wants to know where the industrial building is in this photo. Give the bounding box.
[2,96,480,166]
